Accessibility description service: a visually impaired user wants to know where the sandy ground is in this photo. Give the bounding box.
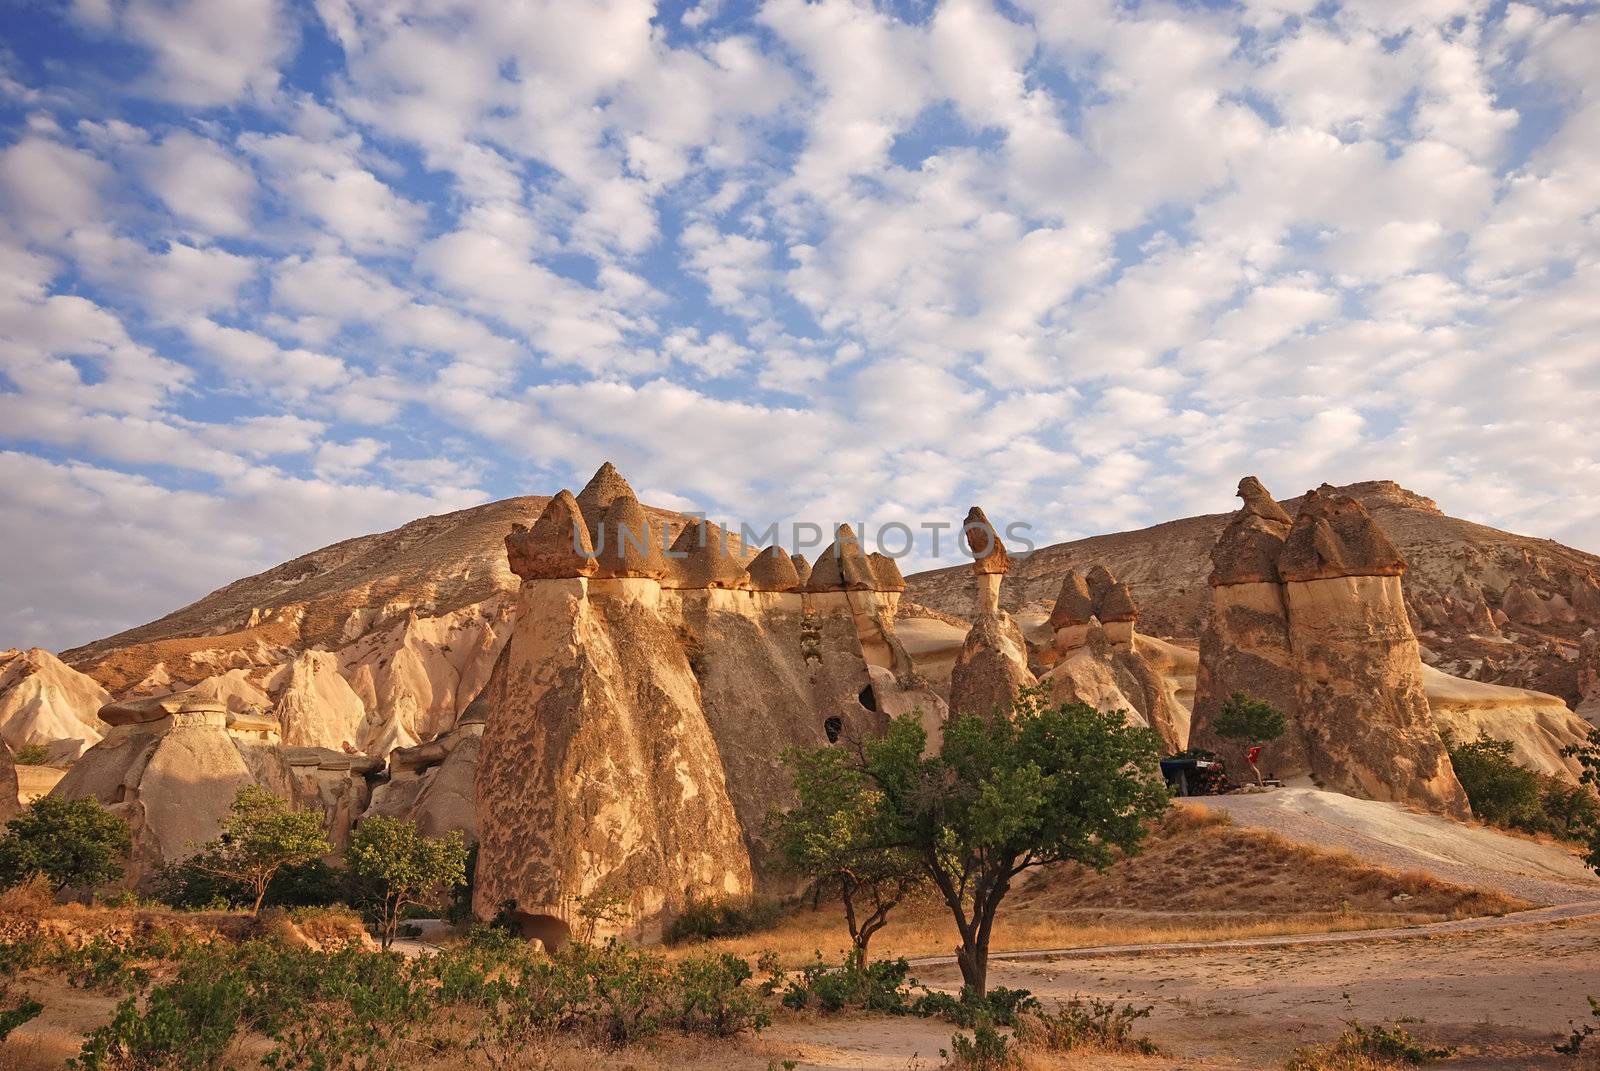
[1196,787,1600,905]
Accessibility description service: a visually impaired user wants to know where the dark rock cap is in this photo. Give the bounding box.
[868,552,907,593]
[668,520,746,588]
[791,554,813,588]
[1278,485,1406,582]
[745,545,802,592]
[1096,581,1138,623]
[1209,477,1293,587]
[592,489,667,580]
[1048,572,1095,629]
[506,490,598,580]
[806,525,877,591]
[1085,565,1116,601]
[574,461,637,535]
[961,506,1010,574]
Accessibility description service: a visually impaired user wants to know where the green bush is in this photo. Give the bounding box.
[1286,1019,1453,1069]
[914,986,1040,1028]
[1555,995,1599,1056]
[776,954,917,1014]
[0,796,130,893]
[1449,733,1600,842]
[663,895,784,944]
[152,855,345,911]
[1014,995,1157,1054]
[72,955,249,1071]
[10,743,51,766]
[671,952,770,1038]
[944,1022,1019,1069]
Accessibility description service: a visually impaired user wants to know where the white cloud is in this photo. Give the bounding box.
[138,131,258,236]
[77,0,297,106]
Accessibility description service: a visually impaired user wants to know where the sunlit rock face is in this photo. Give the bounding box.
[472,465,944,942]
[948,507,1037,718]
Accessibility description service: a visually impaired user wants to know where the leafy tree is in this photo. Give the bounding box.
[769,742,923,964]
[346,817,468,949]
[1212,692,1288,784]
[0,796,130,894]
[1449,733,1545,829]
[187,786,331,916]
[799,687,1168,996]
[10,743,51,766]
[1562,726,1600,875]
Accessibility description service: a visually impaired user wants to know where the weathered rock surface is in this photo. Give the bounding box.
[949,507,1037,717]
[1579,630,1600,726]
[0,648,108,762]
[1280,488,1469,818]
[1422,666,1591,779]
[1,744,19,823]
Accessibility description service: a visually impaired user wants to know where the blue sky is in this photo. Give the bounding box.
[2,0,1598,651]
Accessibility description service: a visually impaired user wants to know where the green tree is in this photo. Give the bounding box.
[802,687,1168,996]
[1448,733,1544,828]
[1562,726,1600,875]
[0,796,130,894]
[187,786,331,916]
[1212,692,1288,784]
[769,743,922,964]
[345,816,468,949]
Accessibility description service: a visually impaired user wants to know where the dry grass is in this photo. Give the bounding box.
[690,803,1527,966]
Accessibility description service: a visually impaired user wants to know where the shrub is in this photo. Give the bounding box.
[663,895,784,944]
[777,954,917,1014]
[345,817,468,949]
[72,957,249,1071]
[10,744,51,766]
[0,796,130,894]
[1449,733,1545,828]
[914,986,1040,1028]
[671,952,771,1037]
[944,1023,1019,1070]
[1014,995,1158,1055]
[1287,1020,1454,1069]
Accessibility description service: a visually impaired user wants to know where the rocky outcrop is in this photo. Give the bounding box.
[1191,478,1311,780]
[0,648,109,762]
[266,651,367,751]
[1039,567,1188,752]
[472,464,942,942]
[948,508,1037,717]
[1579,630,1600,726]
[364,709,481,843]
[51,691,296,886]
[1501,581,1553,627]
[1279,487,1469,817]
[1422,666,1592,779]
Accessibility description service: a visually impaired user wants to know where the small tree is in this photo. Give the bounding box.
[345,817,468,949]
[188,786,330,915]
[1213,692,1288,785]
[769,742,923,964]
[817,688,1168,996]
[1562,726,1600,875]
[0,795,130,894]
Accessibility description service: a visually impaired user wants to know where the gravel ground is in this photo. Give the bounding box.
[1196,786,1600,905]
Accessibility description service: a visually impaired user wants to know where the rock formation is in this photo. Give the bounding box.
[363,706,481,843]
[1580,630,1600,726]
[1190,478,1311,779]
[51,691,297,885]
[472,464,941,944]
[1039,567,1189,752]
[948,508,1037,717]
[1277,486,1469,817]
[1501,581,1553,627]
[1,743,19,823]
[0,648,108,762]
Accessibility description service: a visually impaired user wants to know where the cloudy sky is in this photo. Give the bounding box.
[2,0,1598,651]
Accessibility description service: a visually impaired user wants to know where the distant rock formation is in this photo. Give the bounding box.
[948,508,1037,717]
[1,743,18,823]
[1194,480,1468,817]
[1579,630,1600,726]
[0,648,108,762]
[1039,567,1189,752]
[472,464,943,943]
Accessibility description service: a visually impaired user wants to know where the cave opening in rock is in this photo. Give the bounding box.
[824,716,843,743]
[858,685,878,712]
[511,911,571,951]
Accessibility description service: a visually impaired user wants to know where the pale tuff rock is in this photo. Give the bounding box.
[1191,478,1312,780]
[1501,581,1553,626]
[473,571,752,943]
[53,691,297,886]
[0,648,109,763]
[1422,666,1593,779]
[745,546,802,592]
[266,650,366,751]
[1097,582,1138,645]
[506,490,597,580]
[364,718,481,844]
[949,507,1037,717]
[1279,488,1469,818]
[285,747,381,852]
